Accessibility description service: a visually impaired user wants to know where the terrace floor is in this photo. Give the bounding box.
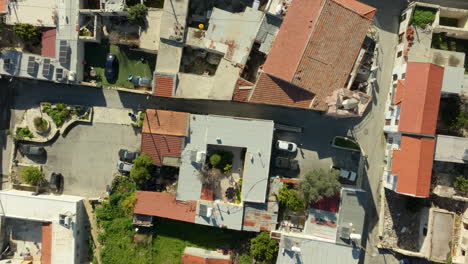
[84,42,156,89]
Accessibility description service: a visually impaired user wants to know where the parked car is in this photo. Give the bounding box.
[276,140,297,152]
[19,144,45,156]
[117,160,133,174]
[118,149,140,163]
[275,157,299,170]
[104,53,117,81]
[49,172,63,193]
[339,169,357,182]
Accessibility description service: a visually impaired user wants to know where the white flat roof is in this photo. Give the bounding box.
[177,115,274,203]
[5,0,57,27]
[0,190,83,264]
[435,135,468,163]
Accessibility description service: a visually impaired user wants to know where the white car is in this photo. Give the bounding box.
[117,161,133,174]
[276,140,298,152]
[339,169,357,182]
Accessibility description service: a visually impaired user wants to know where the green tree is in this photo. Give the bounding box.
[250,232,278,264]
[277,184,305,211]
[411,7,436,28]
[13,23,41,43]
[209,154,222,167]
[300,169,341,202]
[454,176,468,193]
[130,153,153,187]
[21,166,43,185]
[128,4,148,26]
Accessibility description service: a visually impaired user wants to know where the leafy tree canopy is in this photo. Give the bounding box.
[250,232,278,264]
[300,169,341,202]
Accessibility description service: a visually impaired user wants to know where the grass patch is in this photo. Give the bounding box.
[153,219,251,264]
[410,6,436,28]
[15,127,34,139]
[333,137,360,151]
[85,42,156,89]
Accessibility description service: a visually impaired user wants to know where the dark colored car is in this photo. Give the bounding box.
[50,172,63,193]
[19,144,45,156]
[275,157,299,170]
[119,149,140,163]
[104,53,117,81]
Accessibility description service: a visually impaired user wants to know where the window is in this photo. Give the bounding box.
[462,250,466,256]
[398,33,404,43]
[397,51,403,57]
[393,74,398,81]
[400,13,407,22]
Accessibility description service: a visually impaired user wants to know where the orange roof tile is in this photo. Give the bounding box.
[249,73,314,108]
[397,63,444,135]
[41,223,52,264]
[142,109,188,136]
[154,74,175,97]
[232,78,253,102]
[262,0,375,111]
[181,254,232,264]
[0,0,6,13]
[134,191,197,223]
[41,29,56,57]
[392,136,435,197]
[393,80,405,105]
[141,133,184,166]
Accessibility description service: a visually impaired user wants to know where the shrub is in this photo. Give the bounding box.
[238,254,253,264]
[128,4,148,26]
[13,23,41,43]
[250,232,278,264]
[277,184,305,211]
[210,154,222,167]
[333,137,360,151]
[16,127,34,139]
[411,7,436,28]
[450,112,468,132]
[224,164,232,175]
[300,169,341,202]
[21,166,43,185]
[130,153,154,187]
[33,117,48,133]
[44,103,71,126]
[454,176,468,193]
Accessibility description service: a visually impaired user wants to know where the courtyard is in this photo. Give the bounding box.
[84,42,156,89]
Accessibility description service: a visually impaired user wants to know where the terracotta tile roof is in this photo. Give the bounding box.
[181,254,232,264]
[232,78,253,102]
[249,72,314,108]
[41,29,56,57]
[392,136,435,197]
[393,80,405,105]
[141,133,184,166]
[134,191,197,223]
[262,0,375,111]
[41,223,52,264]
[142,109,189,136]
[396,63,444,135]
[154,74,175,97]
[0,0,6,13]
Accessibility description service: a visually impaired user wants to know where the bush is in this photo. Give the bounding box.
[277,184,305,211]
[224,164,232,175]
[238,254,253,264]
[33,117,48,133]
[450,112,468,132]
[128,4,148,26]
[210,154,222,167]
[454,176,468,193]
[250,232,278,264]
[333,137,360,151]
[411,7,436,28]
[44,103,71,126]
[15,127,34,139]
[130,153,154,187]
[13,23,41,43]
[300,169,341,202]
[21,166,43,185]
